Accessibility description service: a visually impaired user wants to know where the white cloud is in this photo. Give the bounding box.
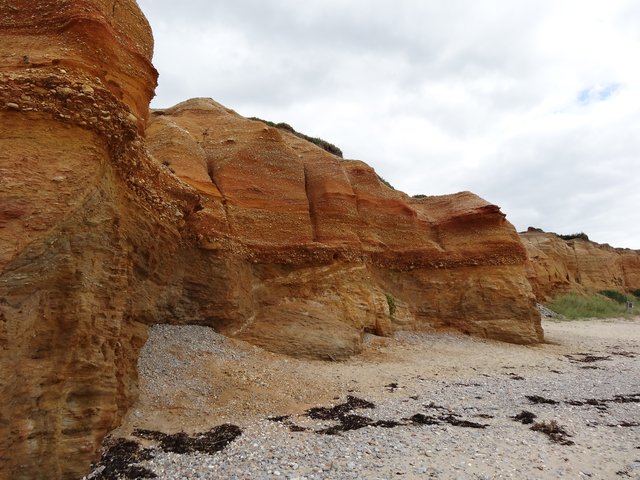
[139,0,640,248]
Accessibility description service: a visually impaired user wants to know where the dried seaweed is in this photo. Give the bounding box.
[407,413,440,425]
[133,424,242,455]
[305,395,375,420]
[531,420,574,445]
[90,439,156,480]
[438,414,488,429]
[512,410,537,424]
[565,353,611,363]
[526,395,559,405]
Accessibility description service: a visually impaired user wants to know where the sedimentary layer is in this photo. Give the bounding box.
[0,1,197,478]
[521,228,640,300]
[146,99,543,354]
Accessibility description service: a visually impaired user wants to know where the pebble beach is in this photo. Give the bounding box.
[87,318,640,479]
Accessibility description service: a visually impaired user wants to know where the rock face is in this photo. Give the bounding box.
[0,1,541,479]
[146,99,543,352]
[521,228,640,300]
[0,1,197,479]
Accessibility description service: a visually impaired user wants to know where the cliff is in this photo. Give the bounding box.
[1,1,541,479]
[521,229,640,300]
[144,98,544,354]
[0,1,198,478]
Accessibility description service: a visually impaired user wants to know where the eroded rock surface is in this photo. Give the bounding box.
[1,1,541,479]
[146,98,543,351]
[521,228,640,300]
[0,1,197,479]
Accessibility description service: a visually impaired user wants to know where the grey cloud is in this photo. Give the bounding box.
[138,0,640,248]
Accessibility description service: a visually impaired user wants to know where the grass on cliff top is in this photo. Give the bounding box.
[248,117,343,158]
[546,292,637,320]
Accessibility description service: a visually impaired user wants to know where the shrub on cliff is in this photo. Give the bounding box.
[557,232,590,241]
[385,293,397,317]
[377,175,394,189]
[249,117,343,158]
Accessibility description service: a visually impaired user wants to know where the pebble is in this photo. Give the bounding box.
[56,86,73,96]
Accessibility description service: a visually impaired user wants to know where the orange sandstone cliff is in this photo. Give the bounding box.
[521,229,640,300]
[0,1,199,478]
[145,98,543,353]
[0,1,541,478]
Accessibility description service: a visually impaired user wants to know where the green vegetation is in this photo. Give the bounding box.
[249,117,343,158]
[546,292,631,320]
[631,289,640,299]
[385,293,397,317]
[412,194,427,199]
[377,175,394,189]
[557,232,590,241]
[599,289,629,304]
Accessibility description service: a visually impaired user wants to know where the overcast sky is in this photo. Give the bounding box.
[138,0,640,249]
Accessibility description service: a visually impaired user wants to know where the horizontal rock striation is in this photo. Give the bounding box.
[521,228,640,300]
[1,2,542,479]
[147,98,543,350]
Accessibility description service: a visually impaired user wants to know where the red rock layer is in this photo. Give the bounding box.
[521,229,640,300]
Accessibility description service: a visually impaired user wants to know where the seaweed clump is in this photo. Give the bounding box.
[531,420,574,445]
[89,439,156,480]
[133,424,242,455]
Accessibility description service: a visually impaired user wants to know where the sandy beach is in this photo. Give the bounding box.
[90,318,640,479]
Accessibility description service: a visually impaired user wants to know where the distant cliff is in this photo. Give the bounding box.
[521,228,640,300]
